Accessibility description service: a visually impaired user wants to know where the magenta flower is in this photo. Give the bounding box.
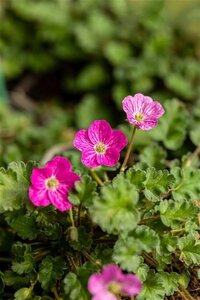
[88,264,142,300]
[122,93,165,130]
[73,120,128,168]
[29,156,80,212]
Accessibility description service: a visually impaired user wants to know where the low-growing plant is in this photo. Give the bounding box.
[1,93,200,300]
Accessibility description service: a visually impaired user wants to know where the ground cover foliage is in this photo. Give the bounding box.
[1,96,200,299]
[1,0,200,299]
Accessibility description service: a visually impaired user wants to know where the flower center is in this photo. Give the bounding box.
[134,112,144,122]
[108,281,122,295]
[94,142,107,154]
[46,177,59,190]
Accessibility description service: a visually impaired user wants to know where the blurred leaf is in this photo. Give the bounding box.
[63,272,89,300]
[90,174,140,233]
[149,99,188,150]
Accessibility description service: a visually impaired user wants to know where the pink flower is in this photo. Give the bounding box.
[29,156,80,212]
[122,93,165,130]
[73,120,128,168]
[88,264,142,300]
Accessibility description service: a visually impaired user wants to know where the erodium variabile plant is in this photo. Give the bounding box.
[1,93,200,300]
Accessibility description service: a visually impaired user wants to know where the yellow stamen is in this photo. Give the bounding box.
[108,281,121,294]
[46,177,59,190]
[134,112,144,122]
[94,142,107,154]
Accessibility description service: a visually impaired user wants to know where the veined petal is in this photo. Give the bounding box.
[73,129,93,151]
[108,130,128,151]
[143,101,165,118]
[96,148,120,167]
[88,120,112,144]
[29,186,50,207]
[55,170,80,188]
[81,150,99,168]
[47,189,72,211]
[30,167,51,189]
[137,118,158,130]
[46,156,72,172]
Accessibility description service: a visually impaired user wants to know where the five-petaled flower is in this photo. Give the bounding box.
[29,156,80,211]
[73,120,128,168]
[122,93,165,130]
[88,263,142,300]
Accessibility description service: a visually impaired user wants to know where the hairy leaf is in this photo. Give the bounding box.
[144,168,175,201]
[178,235,200,266]
[38,256,66,290]
[11,242,35,275]
[159,199,199,228]
[90,174,140,233]
[0,161,37,211]
[69,175,97,207]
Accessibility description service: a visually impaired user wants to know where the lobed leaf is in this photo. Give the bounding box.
[178,234,200,266]
[89,174,140,233]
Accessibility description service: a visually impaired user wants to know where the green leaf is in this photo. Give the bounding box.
[144,168,175,201]
[69,175,97,207]
[14,287,33,300]
[11,242,35,274]
[158,271,179,296]
[5,210,38,240]
[113,236,143,272]
[178,235,200,266]
[160,198,199,228]
[125,168,146,190]
[4,271,32,289]
[130,225,160,253]
[38,256,66,290]
[156,234,178,267]
[69,226,92,251]
[172,167,200,201]
[138,143,167,169]
[189,100,200,145]
[63,272,89,300]
[0,161,37,211]
[90,174,140,233]
[149,99,187,150]
[137,270,165,300]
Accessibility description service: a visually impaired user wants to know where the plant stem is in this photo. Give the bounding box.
[177,288,190,300]
[69,209,75,227]
[139,214,160,224]
[51,287,62,300]
[120,126,137,172]
[179,287,194,300]
[81,249,102,268]
[90,169,104,186]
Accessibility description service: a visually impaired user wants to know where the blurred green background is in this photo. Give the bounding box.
[0,0,200,165]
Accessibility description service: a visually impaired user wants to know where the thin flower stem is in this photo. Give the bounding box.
[90,169,104,187]
[179,287,194,300]
[69,209,75,227]
[120,126,137,172]
[51,287,63,300]
[177,288,190,300]
[104,172,110,182]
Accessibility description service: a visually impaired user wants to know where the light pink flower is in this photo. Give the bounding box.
[29,156,80,212]
[122,93,165,130]
[88,264,142,300]
[73,120,128,168]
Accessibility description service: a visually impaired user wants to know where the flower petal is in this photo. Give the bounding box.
[81,150,99,168]
[96,148,120,167]
[108,130,128,151]
[55,170,80,189]
[143,101,165,118]
[46,156,72,173]
[88,120,112,144]
[137,118,158,130]
[120,274,142,296]
[30,167,51,189]
[88,274,105,294]
[92,291,117,300]
[102,264,124,283]
[29,186,50,207]
[73,129,93,151]
[47,189,72,211]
